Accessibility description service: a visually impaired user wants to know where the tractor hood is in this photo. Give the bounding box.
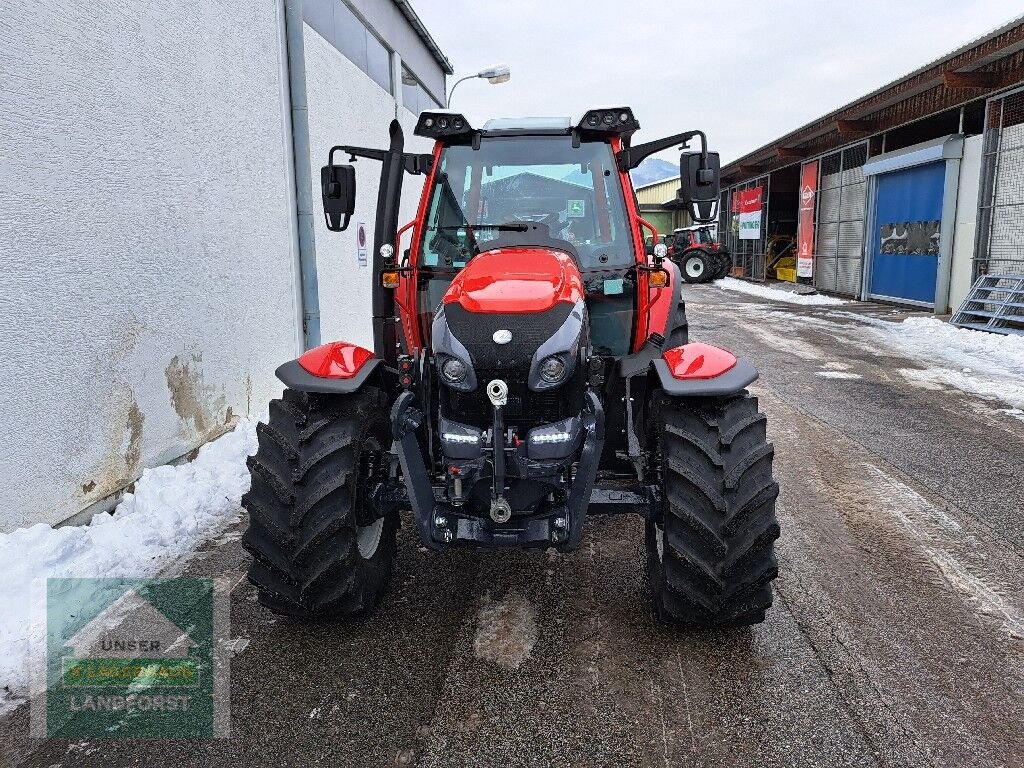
[442,248,583,314]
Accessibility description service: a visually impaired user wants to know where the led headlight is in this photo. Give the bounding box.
[540,356,566,383]
[654,243,668,259]
[442,357,467,383]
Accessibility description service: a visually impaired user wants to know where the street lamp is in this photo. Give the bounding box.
[446,64,511,108]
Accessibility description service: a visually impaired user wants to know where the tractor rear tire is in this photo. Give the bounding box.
[681,250,712,283]
[646,391,779,626]
[713,253,732,280]
[241,387,398,619]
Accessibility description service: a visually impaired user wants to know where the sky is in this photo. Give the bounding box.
[415,0,1024,164]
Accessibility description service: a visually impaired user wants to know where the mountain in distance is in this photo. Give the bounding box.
[559,157,678,187]
[629,157,678,187]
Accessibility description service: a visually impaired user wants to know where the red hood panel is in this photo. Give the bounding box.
[443,248,584,314]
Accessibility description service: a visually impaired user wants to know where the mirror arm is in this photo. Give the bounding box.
[328,145,433,176]
[403,153,434,175]
[616,130,707,172]
[330,145,386,165]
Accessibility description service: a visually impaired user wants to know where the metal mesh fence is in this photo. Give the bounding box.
[813,143,867,296]
[977,88,1024,277]
[719,176,769,280]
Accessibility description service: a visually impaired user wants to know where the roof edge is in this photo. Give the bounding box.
[391,0,454,75]
[722,14,1024,172]
[634,176,680,191]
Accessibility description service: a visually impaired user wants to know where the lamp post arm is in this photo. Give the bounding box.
[446,75,476,108]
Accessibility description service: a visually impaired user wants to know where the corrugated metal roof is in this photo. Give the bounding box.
[635,177,679,206]
[722,15,1024,179]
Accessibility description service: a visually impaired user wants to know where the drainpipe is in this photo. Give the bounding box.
[282,0,321,350]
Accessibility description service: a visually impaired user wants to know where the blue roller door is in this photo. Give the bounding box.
[868,162,945,305]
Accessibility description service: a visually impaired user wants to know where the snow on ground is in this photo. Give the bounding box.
[717,277,848,306]
[864,316,1024,411]
[0,417,258,714]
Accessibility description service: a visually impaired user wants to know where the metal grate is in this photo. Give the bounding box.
[950,273,1024,336]
[813,143,868,296]
[720,176,769,280]
[977,88,1024,278]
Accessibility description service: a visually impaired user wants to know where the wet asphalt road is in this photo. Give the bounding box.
[7,285,1024,767]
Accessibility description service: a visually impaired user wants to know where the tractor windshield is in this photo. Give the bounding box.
[694,227,714,244]
[417,136,634,271]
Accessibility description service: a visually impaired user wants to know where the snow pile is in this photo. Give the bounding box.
[866,316,1024,410]
[717,277,848,306]
[0,417,258,714]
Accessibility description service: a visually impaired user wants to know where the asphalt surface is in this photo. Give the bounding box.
[6,284,1024,767]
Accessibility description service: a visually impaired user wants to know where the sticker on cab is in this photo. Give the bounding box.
[603,278,624,295]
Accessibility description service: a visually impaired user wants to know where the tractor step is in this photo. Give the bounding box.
[588,484,657,517]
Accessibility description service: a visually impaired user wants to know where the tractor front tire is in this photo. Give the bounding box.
[646,391,779,626]
[241,387,398,619]
[681,250,712,283]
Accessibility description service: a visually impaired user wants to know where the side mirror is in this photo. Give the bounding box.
[321,164,356,231]
[679,151,720,223]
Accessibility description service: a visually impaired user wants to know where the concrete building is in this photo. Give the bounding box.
[718,17,1024,314]
[0,0,451,532]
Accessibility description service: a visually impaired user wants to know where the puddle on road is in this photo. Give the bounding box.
[472,591,538,669]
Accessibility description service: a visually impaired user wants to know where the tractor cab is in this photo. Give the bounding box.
[409,114,642,359]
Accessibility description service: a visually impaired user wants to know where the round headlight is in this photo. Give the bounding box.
[654,243,668,259]
[441,357,467,383]
[619,112,630,123]
[438,117,450,129]
[587,113,600,127]
[540,356,566,383]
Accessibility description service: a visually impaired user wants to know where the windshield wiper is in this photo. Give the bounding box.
[434,223,529,232]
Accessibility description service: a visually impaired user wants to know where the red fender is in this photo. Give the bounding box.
[653,342,758,397]
[276,341,380,394]
[662,342,736,380]
[298,341,374,378]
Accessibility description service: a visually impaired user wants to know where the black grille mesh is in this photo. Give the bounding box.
[446,369,577,427]
[444,302,572,369]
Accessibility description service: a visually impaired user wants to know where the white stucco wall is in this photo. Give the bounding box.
[303,24,432,348]
[0,1,302,532]
[949,134,984,312]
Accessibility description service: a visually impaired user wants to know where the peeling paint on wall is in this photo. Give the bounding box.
[165,353,227,438]
[77,388,146,505]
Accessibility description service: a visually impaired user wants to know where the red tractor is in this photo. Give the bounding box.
[242,108,779,627]
[672,224,732,283]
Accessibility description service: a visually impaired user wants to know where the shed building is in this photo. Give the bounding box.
[717,16,1024,313]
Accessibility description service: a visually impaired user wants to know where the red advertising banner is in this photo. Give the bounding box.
[735,188,763,240]
[734,188,762,213]
[796,161,818,278]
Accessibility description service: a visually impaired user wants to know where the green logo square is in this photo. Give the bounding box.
[38,577,228,739]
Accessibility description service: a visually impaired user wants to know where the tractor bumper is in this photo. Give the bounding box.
[391,389,605,551]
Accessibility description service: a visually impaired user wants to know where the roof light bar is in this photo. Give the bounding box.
[414,111,475,139]
[576,107,640,136]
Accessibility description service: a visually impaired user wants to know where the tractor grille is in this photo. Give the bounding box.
[445,369,578,428]
[444,302,572,369]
